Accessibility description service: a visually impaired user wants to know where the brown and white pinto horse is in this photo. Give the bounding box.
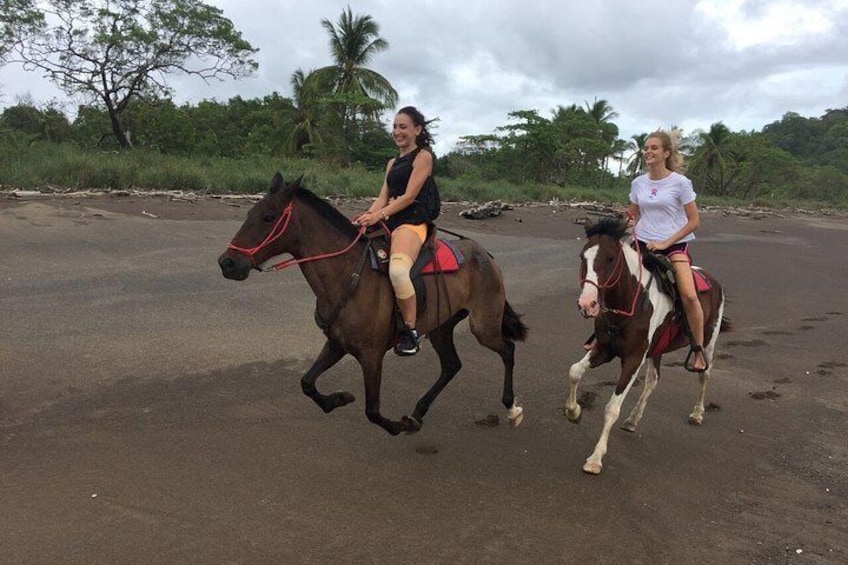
[218,174,527,436]
[565,217,731,474]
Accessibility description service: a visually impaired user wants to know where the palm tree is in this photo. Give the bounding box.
[281,68,323,155]
[688,122,734,194]
[584,98,620,185]
[585,98,620,148]
[312,7,398,135]
[584,97,619,130]
[610,138,628,177]
[625,133,648,177]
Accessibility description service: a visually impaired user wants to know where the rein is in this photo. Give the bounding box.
[226,202,367,272]
[580,237,645,317]
[226,200,375,332]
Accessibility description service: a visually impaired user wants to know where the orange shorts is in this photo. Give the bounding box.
[392,223,428,243]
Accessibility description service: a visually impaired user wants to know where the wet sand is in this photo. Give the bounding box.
[1,191,846,564]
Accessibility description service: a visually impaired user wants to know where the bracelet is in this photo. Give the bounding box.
[381,209,389,220]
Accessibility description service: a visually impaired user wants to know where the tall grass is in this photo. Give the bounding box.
[1,140,844,210]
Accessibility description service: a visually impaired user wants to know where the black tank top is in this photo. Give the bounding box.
[385,148,433,229]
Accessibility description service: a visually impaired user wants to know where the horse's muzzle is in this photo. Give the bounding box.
[577,293,600,318]
[218,252,251,281]
[578,305,598,319]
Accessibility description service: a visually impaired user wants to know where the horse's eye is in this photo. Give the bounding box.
[262,214,276,223]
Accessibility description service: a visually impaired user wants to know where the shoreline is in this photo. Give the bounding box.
[3,187,847,220]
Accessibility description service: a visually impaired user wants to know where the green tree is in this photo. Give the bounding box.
[0,100,71,142]
[687,122,736,195]
[583,98,620,186]
[584,98,619,155]
[314,7,397,109]
[282,68,324,155]
[550,104,606,185]
[312,6,398,159]
[722,132,802,199]
[0,0,43,60]
[762,111,820,159]
[625,133,648,177]
[610,138,628,177]
[497,109,559,183]
[7,0,258,148]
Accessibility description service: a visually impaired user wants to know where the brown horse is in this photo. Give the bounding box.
[565,217,731,474]
[218,174,527,436]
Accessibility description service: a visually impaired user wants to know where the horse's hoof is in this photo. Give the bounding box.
[402,415,422,434]
[507,406,524,428]
[620,421,637,433]
[582,461,603,475]
[688,414,704,426]
[565,405,582,424]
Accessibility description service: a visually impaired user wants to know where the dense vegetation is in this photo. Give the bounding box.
[2,2,846,208]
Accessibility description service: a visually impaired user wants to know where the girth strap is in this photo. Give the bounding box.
[315,240,373,334]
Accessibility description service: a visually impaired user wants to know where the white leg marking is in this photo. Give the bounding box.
[689,371,709,425]
[565,352,591,423]
[690,294,725,425]
[623,360,659,432]
[583,392,626,474]
[583,360,645,475]
[507,403,524,428]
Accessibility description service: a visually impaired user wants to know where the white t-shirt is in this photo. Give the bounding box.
[629,172,697,243]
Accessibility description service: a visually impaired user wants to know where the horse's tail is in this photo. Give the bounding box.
[720,316,733,333]
[502,300,528,342]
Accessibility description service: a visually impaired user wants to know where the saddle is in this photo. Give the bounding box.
[641,251,711,299]
[366,224,464,318]
[642,250,711,359]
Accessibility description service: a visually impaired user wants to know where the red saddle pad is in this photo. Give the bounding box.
[420,239,462,274]
[694,269,711,293]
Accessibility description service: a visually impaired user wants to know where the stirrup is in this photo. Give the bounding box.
[684,345,710,373]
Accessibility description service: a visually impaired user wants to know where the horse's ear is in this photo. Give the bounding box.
[582,217,594,233]
[270,172,284,194]
[294,174,304,187]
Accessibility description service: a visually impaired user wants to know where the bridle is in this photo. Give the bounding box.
[226,199,376,332]
[579,237,646,317]
[226,201,367,272]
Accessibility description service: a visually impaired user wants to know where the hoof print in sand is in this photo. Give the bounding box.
[474,414,500,427]
[726,339,769,348]
[749,390,781,400]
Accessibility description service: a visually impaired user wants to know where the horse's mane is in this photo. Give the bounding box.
[585,217,628,240]
[294,184,360,239]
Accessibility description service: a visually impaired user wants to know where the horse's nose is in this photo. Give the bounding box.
[218,253,249,280]
[577,293,599,318]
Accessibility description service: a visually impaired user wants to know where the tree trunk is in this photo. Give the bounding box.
[105,99,132,148]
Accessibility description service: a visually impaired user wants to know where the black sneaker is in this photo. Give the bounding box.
[394,327,420,356]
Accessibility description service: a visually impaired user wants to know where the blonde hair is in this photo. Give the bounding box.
[647,129,684,172]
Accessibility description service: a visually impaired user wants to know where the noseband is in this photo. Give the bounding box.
[227,202,295,268]
[579,238,644,317]
[227,201,366,271]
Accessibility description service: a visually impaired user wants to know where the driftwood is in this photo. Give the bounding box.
[459,200,512,220]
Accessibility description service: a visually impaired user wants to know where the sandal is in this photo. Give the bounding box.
[684,345,710,373]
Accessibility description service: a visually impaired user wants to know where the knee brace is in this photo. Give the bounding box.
[388,253,415,299]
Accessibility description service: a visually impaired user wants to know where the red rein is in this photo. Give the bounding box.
[579,240,644,317]
[227,202,367,271]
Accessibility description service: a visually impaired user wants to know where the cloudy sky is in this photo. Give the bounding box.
[2,0,847,154]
